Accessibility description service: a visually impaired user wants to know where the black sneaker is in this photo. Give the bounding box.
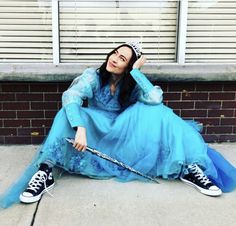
[180,164,222,197]
[20,163,55,203]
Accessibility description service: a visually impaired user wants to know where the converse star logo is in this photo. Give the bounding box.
[48,173,53,180]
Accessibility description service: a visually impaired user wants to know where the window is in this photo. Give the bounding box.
[186,0,236,63]
[0,0,52,62]
[59,0,178,63]
[0,0,236,64]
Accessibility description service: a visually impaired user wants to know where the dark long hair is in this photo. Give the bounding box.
[97,44,139,108]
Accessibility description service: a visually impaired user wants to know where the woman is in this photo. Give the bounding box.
[1,42,236,208]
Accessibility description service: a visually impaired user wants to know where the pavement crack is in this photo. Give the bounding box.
[30,199,41,226]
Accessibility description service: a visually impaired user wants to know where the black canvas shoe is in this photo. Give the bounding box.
[20,163,55,203]
[180,164,222,197]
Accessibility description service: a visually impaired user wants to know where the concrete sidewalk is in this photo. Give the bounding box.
[0,143,236,226]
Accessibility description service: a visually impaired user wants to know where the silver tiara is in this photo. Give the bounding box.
[125,41,142,57]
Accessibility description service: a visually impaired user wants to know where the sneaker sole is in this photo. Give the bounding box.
[180,177,222,197]
[19,182,55,204]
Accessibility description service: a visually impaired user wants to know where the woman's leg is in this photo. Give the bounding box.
[19,162,55,203]
[156,105,222,196]
[180,163,222,196]
[19,108,74,204]
[112,102,222,196]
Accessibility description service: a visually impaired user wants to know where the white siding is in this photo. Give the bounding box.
[0,0,52,62]
[59,0,178,63]
[0,0,236,64]
[186,0,236,63]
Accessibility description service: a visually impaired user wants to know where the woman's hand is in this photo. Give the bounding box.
[73,126,87,151]
[132,55,146,69]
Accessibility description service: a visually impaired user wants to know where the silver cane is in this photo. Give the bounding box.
[65,138,159,183]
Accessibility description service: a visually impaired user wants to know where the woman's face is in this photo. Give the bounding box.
[106,46,133,75]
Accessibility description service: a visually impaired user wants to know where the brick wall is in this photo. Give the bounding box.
[0,81,235,144]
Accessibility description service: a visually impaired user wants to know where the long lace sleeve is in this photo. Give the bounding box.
[130,68,163,105]
[62,68,98,107]
[62,68,99,127]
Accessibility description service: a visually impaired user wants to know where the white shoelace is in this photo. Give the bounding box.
[188,164,212,186]
[27,170,54,197]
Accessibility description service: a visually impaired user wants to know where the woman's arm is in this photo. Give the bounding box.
[62,68,98,151]
[62,68,98,128]
[130,56,163,105]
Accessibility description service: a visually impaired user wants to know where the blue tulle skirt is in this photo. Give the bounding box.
[1,102,236,208]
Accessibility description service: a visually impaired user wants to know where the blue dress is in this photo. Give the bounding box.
[1,68,236,208]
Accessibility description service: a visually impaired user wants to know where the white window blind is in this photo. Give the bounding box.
[59,0,178,63]
[186,0,236,63]
[0,0,52,63]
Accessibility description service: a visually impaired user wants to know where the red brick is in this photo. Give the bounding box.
[44,93,61,101]
[45,127,52,134]
[197,118,220,126]
[17,128,45,136]
[57,102,62,109]
[195,101,221,109]
[5,136,31,144]
[31,119,53,127]
[163,100,168,106]
[0,93,15,101]
[208,109,234,117]
[0,111,16,118]
[218,135,236,142]
[31,136,45,144]
[207,126,233,134]
[1,81,236,144]
[181,110,207,118]
[209,92,235,100]
[168,83,195,92]
[45,110,57,118]
[164,92,181,100]
[223,82,236,91]
[182,92,208,100]
[0,128,17,136]
[195,83,223,91]
[31,102,58,110]
[4,119,30,127]
[3,102,29,110]
[0,136,4,144]
[58,82,70,92]
[221,118,236,125]
[201,126,206,134]
[202,134,220,143]
[1,83,29,92]
[30,83,57,92]
[17,111,44,118]
[16,93,43,101]
[167,101,194,109]
[222,101,236,108]
[233,126,236,133]
[174,110,182,116]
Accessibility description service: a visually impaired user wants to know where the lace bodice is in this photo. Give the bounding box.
[61,67,163,127]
